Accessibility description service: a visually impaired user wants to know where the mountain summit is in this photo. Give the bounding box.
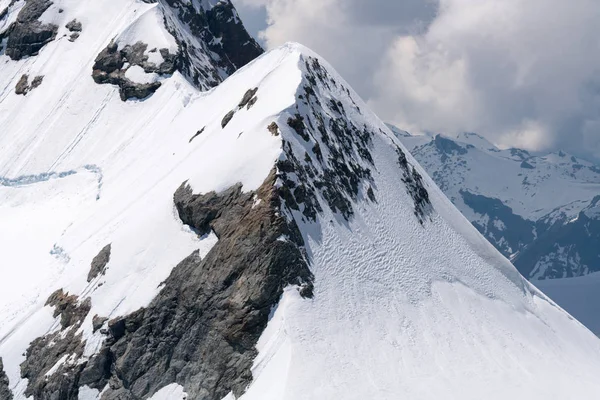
[1,2,600,399]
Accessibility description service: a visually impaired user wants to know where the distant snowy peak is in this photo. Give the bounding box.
[396,128,600,280]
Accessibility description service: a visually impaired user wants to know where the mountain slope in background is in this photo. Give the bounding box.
[1,2,600,399]
[398,129,600,281]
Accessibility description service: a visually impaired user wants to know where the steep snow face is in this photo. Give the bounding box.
[398,131,600,280]
[1,36,600,399]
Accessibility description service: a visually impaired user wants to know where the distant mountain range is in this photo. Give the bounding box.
[395,126,600,281]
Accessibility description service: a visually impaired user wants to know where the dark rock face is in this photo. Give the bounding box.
[15,74,29,94]
[88,244,111,282]
[71,170,313,400]
[92,41,176,101]
[46,289,92,329]
[14,74,43,95]
[65,19,82,41]
[238,87,257,109]
[189,127,205,143]
[221,110,235,128]
[221,88,258,128]
[3,0,58,60]
[395,145,432,224]
[92,315,108,333]
[21,291,91,400]
[271,57,394,223]
[267,122,279,136]
[160,0,262,89]
[65,19,82,32]
[0,358,12,400]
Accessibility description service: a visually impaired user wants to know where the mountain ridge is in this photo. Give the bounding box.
[1,2,600,398]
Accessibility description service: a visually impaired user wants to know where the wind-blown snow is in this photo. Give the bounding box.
[1,11,600,396]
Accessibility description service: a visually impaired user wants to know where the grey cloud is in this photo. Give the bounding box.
[232,0,600,161]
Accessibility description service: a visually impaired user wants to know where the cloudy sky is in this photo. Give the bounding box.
[232,0,600,160]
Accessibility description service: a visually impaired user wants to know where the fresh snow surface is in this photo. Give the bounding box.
[124,65,160,84]
[146,383,188,400]
[1,23,600,399]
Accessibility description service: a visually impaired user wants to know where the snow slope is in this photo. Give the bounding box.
[0,8,600,399]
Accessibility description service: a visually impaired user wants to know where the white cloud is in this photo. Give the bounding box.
[234,0,600,159]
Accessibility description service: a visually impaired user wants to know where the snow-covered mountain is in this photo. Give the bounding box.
[1,1,600,399]
[398,129,600,281]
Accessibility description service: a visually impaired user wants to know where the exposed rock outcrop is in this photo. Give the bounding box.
[46,289,91,328]
[18,168,313,400]
[20,291,92,400]
[15,74,43,95]
[267,122,279,136]
[0,358,12,400]
[221,88,258,128]
[88,244,111,282]
[65,19,82,32]
[74,169,313,399]
[395,145,432,224]
[65,18,82,41]
[92,41,176,101]
[3,0,58,60]
[160,0,263,89]
[189,127,205,143]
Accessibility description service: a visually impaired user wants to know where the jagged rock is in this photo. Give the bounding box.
[189,127,205,143]
[65,19,82,32]
[68,32,79,42]
[160,0,262,89]
[238,87,257,108]
[221,110,235,128]
[267,122,279,136]
[15,74,29,95]
[21,291,92,399]
[46,289,92,328]
[92,41,176,101]
[31,75,43,88]
[21,327,86,400]
[73,169,313,400]
[92,314,108,332]
[120,80,162,101]
[15,74,44,95]
[395,145,431,224]
[88,244,111,282]
[0,358,12,400]
[4,0,58,60]
[287,114,309,141]
[18,290,94,399]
